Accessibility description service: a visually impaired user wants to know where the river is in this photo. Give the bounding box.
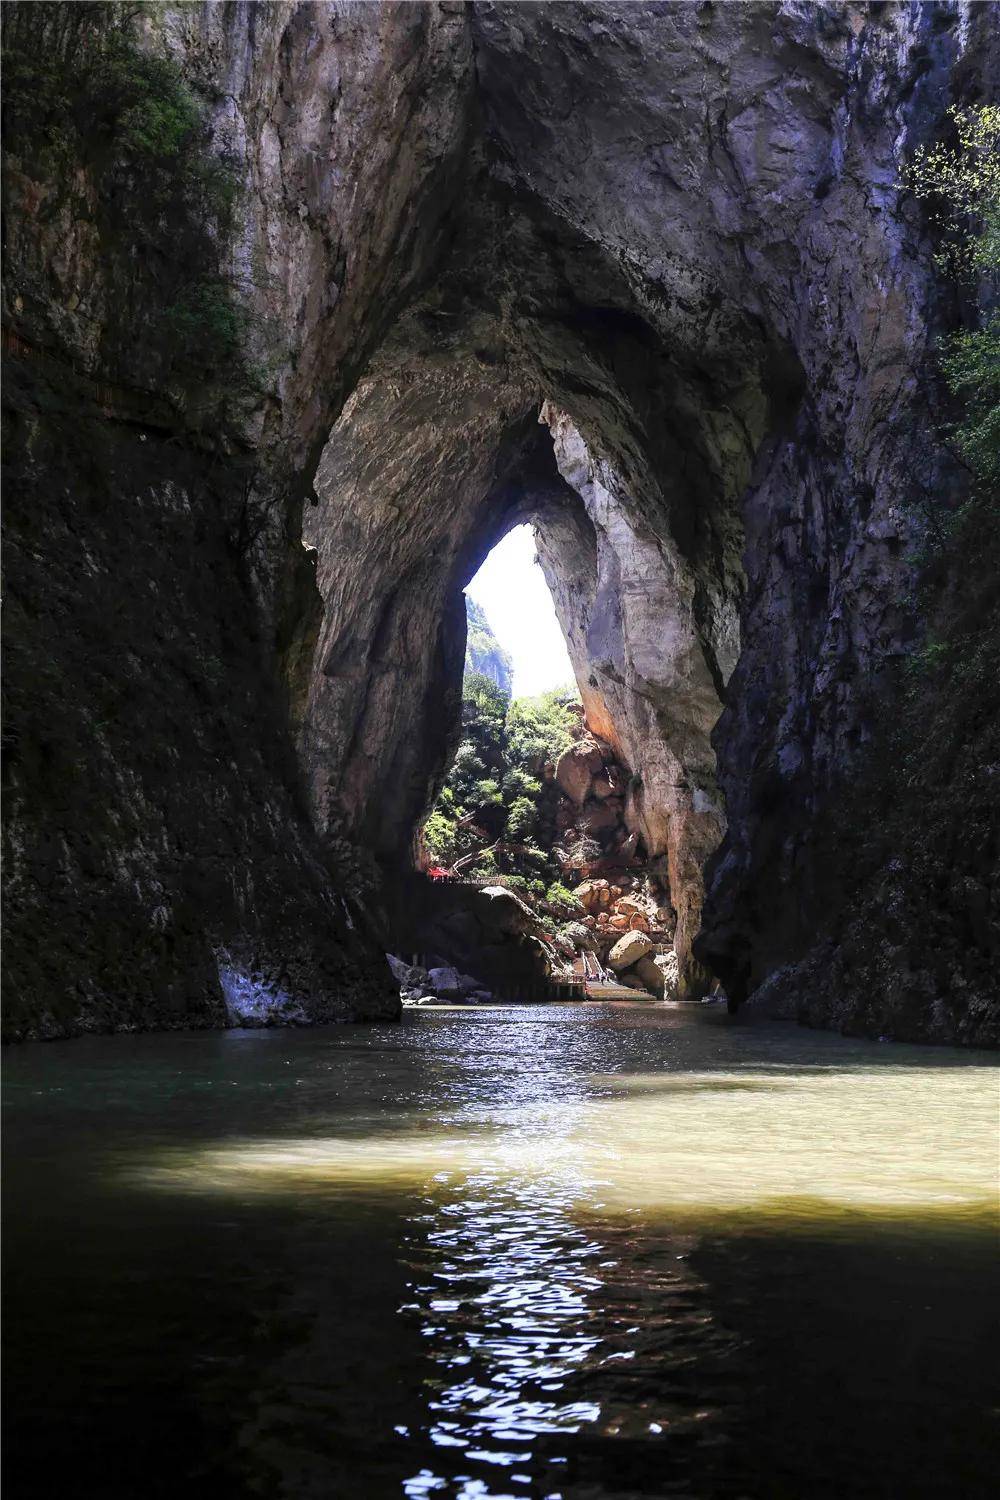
[4,1004,998,1498]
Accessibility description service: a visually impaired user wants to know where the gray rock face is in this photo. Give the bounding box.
[465,598,513,697]
[3,2,997,1040]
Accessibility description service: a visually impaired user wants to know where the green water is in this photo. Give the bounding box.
[4,1005,998,1498]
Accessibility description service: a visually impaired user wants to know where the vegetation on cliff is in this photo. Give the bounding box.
[906,103,999,487]
[786,104,999,1043]
[422,674,583,915]
[2,1,261,431]
[464,598,514,698]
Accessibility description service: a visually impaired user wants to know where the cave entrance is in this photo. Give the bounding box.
[300,391,721,1005]
[463,524,573,700]
[403,517,679,1006]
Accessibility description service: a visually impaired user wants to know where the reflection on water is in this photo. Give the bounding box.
[401,1175,605,1494]
[4,1005,998,1499]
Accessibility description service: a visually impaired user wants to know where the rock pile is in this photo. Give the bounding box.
[573,873,675,976]
[545,731,678,998]
[606,934,679,1000]
[386,954,493,1006]
[551,734,637,876]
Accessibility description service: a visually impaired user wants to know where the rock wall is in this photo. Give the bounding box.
[536,407,730,995]
[464,598,514,699]
[3,2,997,1040]
[3,0,474,1035]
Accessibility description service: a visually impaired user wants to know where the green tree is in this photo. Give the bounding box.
[463,672,509,724]
[502,767,541,801]
[905,104,1000,485]
[505,796,537,842]
[545,882,583,915]
[420,666,581,895]
[505,687,579,770]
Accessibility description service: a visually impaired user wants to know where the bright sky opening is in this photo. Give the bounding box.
[465,524,575,699]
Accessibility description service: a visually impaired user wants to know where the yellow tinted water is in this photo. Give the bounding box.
[5,1004,998,1498]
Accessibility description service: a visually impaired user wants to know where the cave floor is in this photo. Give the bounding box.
[4,1006,998,1499]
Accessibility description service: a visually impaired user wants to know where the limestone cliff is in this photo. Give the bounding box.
[3,2,997,1041]
[464,598,513,698]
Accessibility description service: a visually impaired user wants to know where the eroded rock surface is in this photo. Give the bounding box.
[3,2,997,1040]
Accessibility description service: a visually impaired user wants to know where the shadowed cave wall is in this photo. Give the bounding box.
[3,2,997,1041]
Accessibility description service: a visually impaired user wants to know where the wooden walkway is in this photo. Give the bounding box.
[584,980,649,1000]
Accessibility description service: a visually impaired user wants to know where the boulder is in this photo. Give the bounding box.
[609,914,630,931]
[619,972,648,991]
[613,895,644,917]
[386,953,411,984]
[437,909,484,948]
[575,878,611,912]
[478,885,534,935]
[563,920,600,953]
[633,955,665,998]
[628,912,650,932]
[608,930,655,971]
[387,954,430,990]
[555,738,605,806]
[428,965,463,997]
[654,950,681,999]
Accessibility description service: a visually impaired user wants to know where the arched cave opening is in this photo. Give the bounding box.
[291,111,807,1013]
[2,0,988,1049]
[297,361,769,1003]
[403,519,685,1004]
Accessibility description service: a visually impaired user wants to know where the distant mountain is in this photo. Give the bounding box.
[464,597,513,698]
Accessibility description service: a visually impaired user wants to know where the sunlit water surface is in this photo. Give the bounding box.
[5,1005,998,1498]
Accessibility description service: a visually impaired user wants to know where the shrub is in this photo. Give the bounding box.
[464,672,509,724]
[506,687,580,769]
[518,844,549,871]
[545,882,583,914]
[904,104,1000,488]
[506,796,537,841]
[1,3,263,424]
[422,810,461,867]
[502,767,542,801]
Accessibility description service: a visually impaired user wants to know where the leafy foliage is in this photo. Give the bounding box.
[938,317,1000,484]
[1,2,264,426]
[505,796,537,842]
[506,687,580,770]
[905,105,1000,279]
[904,103,1000,486]
[421,675,582,900]
[812,104,1000,1029]
[544,882,583,916]
[4,4,201,169]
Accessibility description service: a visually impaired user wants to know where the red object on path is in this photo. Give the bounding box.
[427,867,453,882]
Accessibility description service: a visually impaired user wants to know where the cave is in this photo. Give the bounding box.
[288,96,807,1004]
[3,7,999,1499]
[299,364,746,1000]
[3,1,997,1047]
